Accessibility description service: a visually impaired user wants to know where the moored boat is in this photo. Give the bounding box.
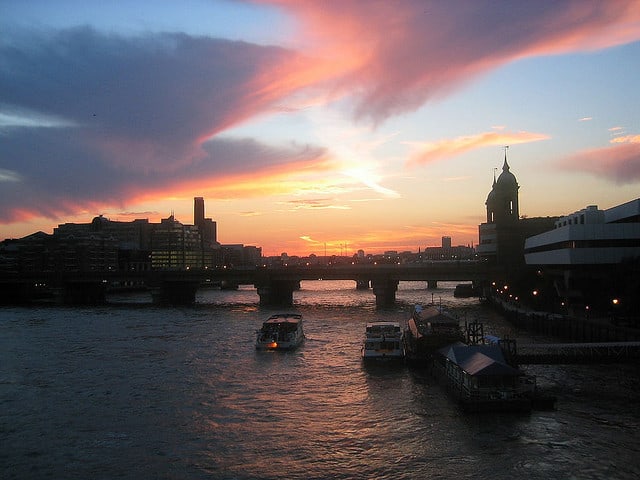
[453,283,477,298]
[403,305,465,364]
[361,322,405,362]
[256,313,304,351]
[431,343,536,413]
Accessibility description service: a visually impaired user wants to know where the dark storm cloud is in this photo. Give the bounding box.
[0,27,315,221]
[0,126,326,222]
[1,27,291,143]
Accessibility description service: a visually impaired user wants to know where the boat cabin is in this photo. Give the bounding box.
[365,322,402,338]
[436,343,531,403]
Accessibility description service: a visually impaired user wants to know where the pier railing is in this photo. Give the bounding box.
[514,341,640,364]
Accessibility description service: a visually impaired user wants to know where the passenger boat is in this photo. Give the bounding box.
[453,283,477,298]
[403,305,465,364]
[361,322,405,362]
[255,313,304,351]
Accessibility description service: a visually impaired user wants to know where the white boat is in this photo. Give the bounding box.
[256,313,304,350]
[361,322,405,361]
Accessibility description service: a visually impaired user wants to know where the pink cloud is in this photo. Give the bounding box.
[266,0,640,121]
[558,139,640,184]
[406,130,550,166]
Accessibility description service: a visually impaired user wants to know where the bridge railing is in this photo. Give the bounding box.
[0,261,496,285]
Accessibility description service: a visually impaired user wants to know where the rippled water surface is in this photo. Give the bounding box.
[1,281,639,479]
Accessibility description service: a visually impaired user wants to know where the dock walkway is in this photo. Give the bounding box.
[514,341,640,364]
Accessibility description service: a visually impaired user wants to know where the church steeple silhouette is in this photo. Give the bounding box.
[486,149,519,224]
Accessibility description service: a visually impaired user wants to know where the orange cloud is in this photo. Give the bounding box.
[611,135,640,144]
[291,219,481,257]
[131,154,339,205]
[406,130,550,166]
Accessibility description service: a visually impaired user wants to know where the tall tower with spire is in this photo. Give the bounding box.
[478,150,559,292]
[486,151,519,225]
[478,149,522,269]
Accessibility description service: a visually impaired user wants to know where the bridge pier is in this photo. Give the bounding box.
[256,280,299,306]
[3,262,491,307]
[371,279,398,307]
[151,280,200,305]
[62,280,106,305]
[0,282,40,305]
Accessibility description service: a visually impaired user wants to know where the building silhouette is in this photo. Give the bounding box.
[477,154,557,275]
[150,214,206,269]
[0,197,259,272]
[422,236,474,261]
[476,152,639,319]
[194,196,217,245]
[194,197,205,227]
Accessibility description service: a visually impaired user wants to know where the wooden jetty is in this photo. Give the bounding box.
[513,341,640,365]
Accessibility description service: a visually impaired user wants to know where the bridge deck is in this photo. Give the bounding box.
[0,261,495,284]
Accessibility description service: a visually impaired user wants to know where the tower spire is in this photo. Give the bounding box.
[503,145,510,171]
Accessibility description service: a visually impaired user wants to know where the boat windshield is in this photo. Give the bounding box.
[366,324,401,336]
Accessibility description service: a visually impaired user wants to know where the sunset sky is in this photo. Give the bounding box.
[1,1,639,257]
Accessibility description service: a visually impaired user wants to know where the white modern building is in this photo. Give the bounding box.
[524,198,640,317]
[524,199,640,265]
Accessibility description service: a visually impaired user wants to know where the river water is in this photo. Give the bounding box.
[1,281,639,479]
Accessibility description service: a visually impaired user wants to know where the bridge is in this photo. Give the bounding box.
[0,261,496,306]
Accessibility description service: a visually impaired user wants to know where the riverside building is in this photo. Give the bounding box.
[524,198,640,317]
[0,198,262,272]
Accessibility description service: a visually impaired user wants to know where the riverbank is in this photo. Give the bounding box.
[484,294,640,342]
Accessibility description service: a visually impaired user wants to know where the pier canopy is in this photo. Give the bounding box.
[439,344,521,377]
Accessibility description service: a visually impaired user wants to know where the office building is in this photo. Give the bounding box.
[194,197,217,245]
[524,199,640,315]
